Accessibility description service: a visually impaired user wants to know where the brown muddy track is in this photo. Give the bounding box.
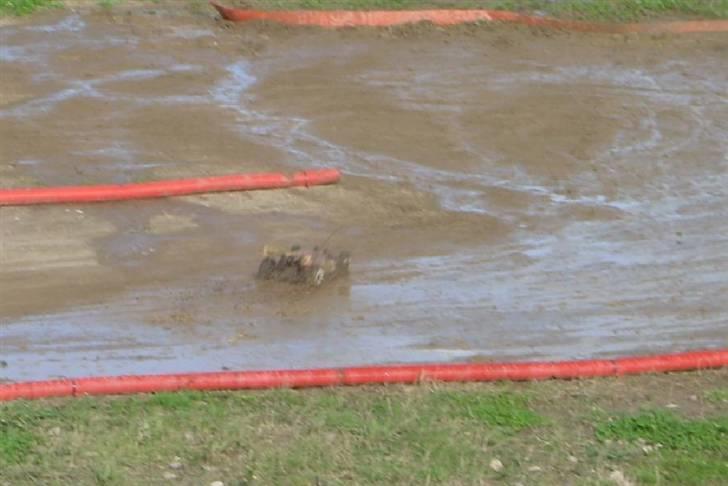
[1,6,727,381]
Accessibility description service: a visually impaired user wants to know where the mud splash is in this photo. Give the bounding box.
[1,8,727,380]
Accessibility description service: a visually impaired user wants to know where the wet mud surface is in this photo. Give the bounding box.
[1,7,727,380]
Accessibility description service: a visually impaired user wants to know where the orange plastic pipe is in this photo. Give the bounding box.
[210,2,728,33]
[1,349,726,401]
[0,169,341,206]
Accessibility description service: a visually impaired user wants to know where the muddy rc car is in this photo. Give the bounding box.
[256,245,351,286]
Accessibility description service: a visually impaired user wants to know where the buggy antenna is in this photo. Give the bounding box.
[318,226,343,250]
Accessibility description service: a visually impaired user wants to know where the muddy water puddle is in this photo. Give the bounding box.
[1,8,727,380]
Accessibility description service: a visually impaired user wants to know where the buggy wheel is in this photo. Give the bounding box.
[256,258,276,279]
[337,251,351,274]
[310,267,326,286]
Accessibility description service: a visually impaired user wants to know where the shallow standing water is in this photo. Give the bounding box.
[1,8,727,380]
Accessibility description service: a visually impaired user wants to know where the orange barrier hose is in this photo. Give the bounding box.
[2,349,726,401]
[209,2,728,33]
[0,169,341,206]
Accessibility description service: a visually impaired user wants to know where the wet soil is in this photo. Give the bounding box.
[1,6,727,380]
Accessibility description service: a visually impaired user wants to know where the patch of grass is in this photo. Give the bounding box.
[0,404,52,465]
[706,388,728,403]
[596,410,728,451]
[0,0,59,16]
[4,0,727,20]
[428,388,544,429]
[0,427,37,465]
[242,0,728,20]
[2,371,727,484]
[97,0,123,10]
[526,0,728,21]
[635,453,728,485]
[596,410,728,485]
[0,386,547,484]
